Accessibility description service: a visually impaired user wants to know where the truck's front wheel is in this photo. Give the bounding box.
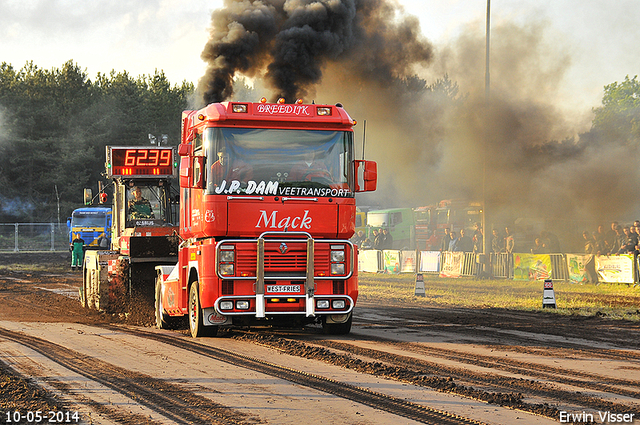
[188,282,218,337]
[322,313,353,335]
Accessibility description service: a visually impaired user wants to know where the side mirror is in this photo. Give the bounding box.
[178,143,192,157]
[180,156,205,189]
[179,156,191,188]
[354,160,377,192]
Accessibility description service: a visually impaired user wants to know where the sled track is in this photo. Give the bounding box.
[1,325,486,425]
[103,325,487,425]
[0,327,258,425]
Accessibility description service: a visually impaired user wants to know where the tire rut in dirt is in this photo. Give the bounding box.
[232,331,640,420]
[311,337,640,415]
[318,334,640,395]
[104,325,487,425]
[358,305,640,351]
[0,327,258,425]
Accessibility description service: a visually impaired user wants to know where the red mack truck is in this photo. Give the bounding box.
[154,99,377,337]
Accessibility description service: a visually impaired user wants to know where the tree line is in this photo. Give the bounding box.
[0,60,194,223]
[0,59,638,225]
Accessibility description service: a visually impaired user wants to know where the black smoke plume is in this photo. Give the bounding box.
[199,2,638,250]
[199,0,432,104]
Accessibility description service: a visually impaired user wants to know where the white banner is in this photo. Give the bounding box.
[400,250,417,273]
[595,255,634,284]
[358,249,381,273]
[419,251,440,272]
[439,252,464,278]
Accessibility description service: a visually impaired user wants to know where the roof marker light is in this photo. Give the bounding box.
[260,97,267,103]
[232,104,248,113]
[295,99,303,104]
[277,98,286,104]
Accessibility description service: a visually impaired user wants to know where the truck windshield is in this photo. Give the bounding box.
[204,128,353,197]
[72,212,106,227]
[126,185,167,223]
[367,213,389,228]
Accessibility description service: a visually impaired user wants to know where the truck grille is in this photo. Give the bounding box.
[235,243,331,277]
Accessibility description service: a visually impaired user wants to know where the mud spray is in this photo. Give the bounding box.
[196,0,637,249]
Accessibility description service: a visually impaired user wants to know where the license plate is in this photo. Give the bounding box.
[266,285,301,293]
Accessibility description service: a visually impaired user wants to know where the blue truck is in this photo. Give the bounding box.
[67,207,112,249]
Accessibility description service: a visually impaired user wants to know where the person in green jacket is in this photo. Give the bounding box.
[70,235,85,271]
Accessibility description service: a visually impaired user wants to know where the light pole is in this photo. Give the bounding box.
[485,0,491,100]
[482,0,491,274]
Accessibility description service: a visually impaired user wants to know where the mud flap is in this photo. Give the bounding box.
[203,307,229,326]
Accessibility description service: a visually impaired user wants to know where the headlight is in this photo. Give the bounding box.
[331,263,345,275]
[316,299,330,309]
[236,300,250,310]
[332,299,346,309]
[330,250,345,262]
[219,250,234,262]
[219,301,233,310]
[219,263,234,276]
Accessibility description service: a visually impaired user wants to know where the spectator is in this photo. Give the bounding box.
[531,238,548,254]
[472,224,483,254]
[373,228,384,250]
[380,228,394,250]
[504,227,515,254]
[458,228,473,252]
[617,226,637,255]
[491,229,504,253]
[370,228,378,249]
[96,234,109,249]
[351,230,365,246]
[360,236,373,249]
[594,225,607,255]
[440,228,451,252]
[583,231,598,283]
[635,222,640,252]
[423,229,439,251]
[608,225,624,255]
[583,231,597,255]
[449,231,460,252]
[541,230,560,253]
[605,221,619,254]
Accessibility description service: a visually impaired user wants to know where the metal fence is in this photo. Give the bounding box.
[0,223,68,252]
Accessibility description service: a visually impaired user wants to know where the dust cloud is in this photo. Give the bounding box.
[197,0,637,241]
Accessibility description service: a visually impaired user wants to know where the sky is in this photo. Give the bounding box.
[3,0,640,228]
[2,0,639,131]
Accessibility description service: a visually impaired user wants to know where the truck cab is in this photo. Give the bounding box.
[155,100,377,337]
[67,207,112,249]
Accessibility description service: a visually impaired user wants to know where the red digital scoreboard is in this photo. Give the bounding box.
[107,147,176,178]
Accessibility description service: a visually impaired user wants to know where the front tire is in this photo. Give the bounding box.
[188,282,218,337]
[322,313,352,335]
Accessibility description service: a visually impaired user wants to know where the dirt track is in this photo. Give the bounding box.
[0,252,639,424]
